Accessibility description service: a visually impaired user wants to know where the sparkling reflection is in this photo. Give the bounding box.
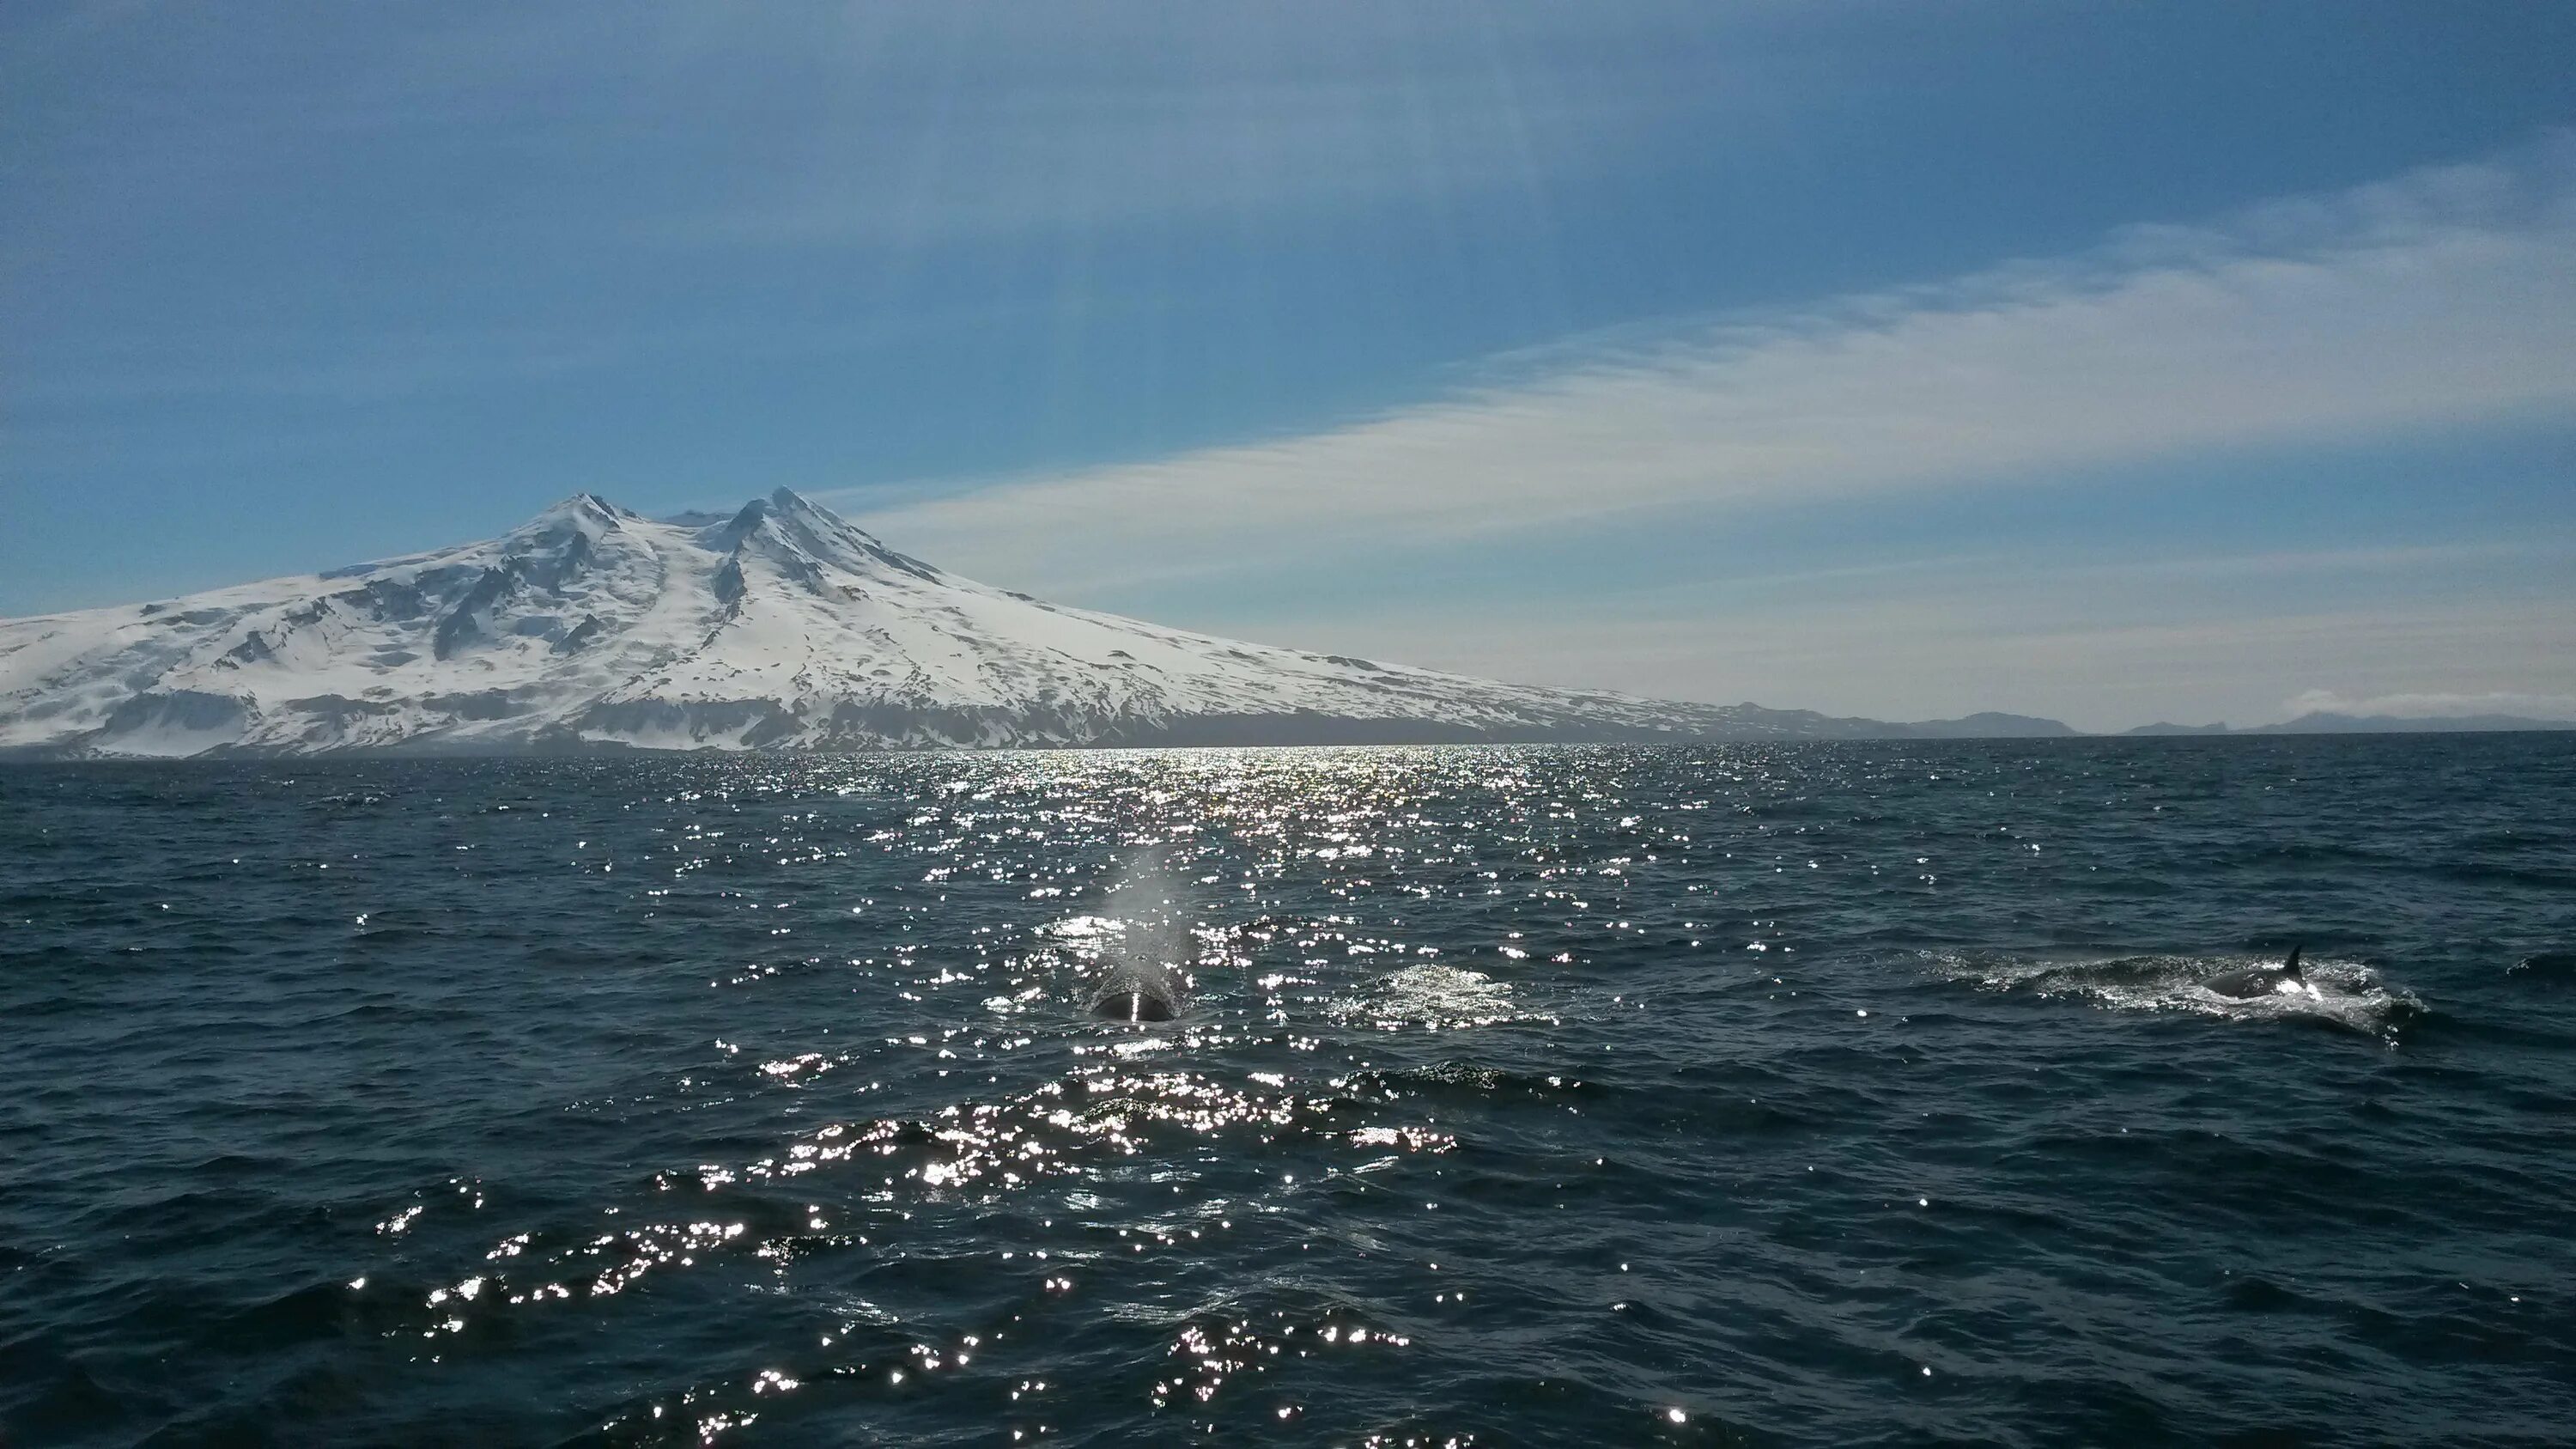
[24,741,2470,1444]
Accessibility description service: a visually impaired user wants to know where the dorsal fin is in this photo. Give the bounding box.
[2282,945,2304,982]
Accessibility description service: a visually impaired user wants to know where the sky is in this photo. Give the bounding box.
[4,1,2573,731]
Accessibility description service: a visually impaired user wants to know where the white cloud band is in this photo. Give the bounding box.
[846,134,2576,595]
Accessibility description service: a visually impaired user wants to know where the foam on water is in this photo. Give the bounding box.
[1330,963,1549,1033]
[1925,948,2427,1036]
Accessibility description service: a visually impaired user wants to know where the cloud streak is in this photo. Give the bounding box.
[847,135,2576,594]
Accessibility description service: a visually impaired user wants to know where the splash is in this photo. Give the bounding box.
[1925,948,2425,1035]
[1330,964,1549,1033]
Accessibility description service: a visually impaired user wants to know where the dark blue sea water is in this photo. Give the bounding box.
[5,739,2574,1447]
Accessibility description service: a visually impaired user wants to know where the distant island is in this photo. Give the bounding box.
[1,490,2567,757]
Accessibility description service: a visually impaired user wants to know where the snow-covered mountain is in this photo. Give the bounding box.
[2,490,1850,757]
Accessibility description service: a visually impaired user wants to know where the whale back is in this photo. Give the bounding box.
[1095,987,1176,1022]
[1090,956,1182,1022]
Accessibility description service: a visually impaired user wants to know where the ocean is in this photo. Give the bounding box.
[4,737,2572,1446]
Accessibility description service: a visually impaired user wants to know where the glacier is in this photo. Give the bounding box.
[2,489,1880,757]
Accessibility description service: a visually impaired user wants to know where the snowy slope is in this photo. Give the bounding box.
[0,490,1794,756]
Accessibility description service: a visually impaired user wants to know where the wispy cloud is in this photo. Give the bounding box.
[847,134,2576,594]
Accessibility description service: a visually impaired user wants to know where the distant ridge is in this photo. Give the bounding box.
[2238,712,2576,734]
[2124,714,2576,736]
[1,492,2567,757]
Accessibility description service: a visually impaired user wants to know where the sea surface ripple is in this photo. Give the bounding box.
[4,737,2573,1446]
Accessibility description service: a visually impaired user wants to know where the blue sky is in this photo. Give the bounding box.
[5,1,2573,729]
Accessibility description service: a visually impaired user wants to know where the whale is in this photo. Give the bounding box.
[2205,946,2307,1000]
[1091,958,1182,1022]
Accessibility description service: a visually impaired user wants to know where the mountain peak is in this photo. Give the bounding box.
[526,492,630,531]
[696,487,942,588]
[708,488,829,527]
[500,495,633,560]
[759,487,871,539]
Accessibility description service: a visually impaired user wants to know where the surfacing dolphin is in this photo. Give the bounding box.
[1091,958,1182,1023]
[2206,946,2307,1000]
